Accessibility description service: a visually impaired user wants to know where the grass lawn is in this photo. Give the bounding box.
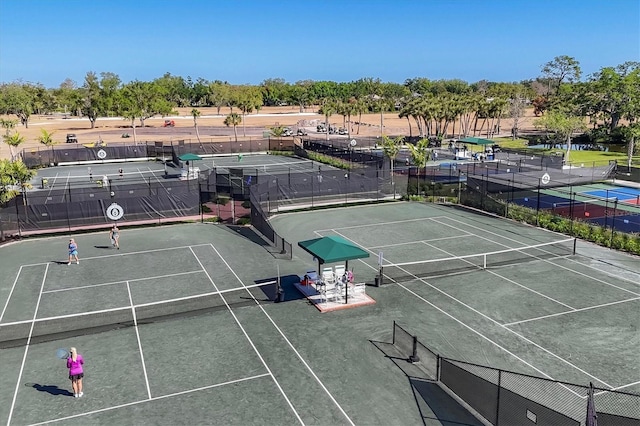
[492,137,639,166]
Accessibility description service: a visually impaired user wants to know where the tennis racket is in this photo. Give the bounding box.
[56,348,70,360]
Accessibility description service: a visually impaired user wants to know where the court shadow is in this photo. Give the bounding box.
[370,340,482,426]
[94,245,113,249]
[25,383,73,397]
[51,261,70,265]
[254,275,306,302]
[225,225,270,247]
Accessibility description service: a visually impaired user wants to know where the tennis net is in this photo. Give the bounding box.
[379,238,576,284]
[0,281,277,349]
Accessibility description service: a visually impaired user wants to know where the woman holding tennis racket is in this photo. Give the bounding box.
[67,347,84,398]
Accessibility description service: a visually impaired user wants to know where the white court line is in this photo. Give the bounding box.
[613,380,640,392]
[21,243,213,267]
[392,260,613,389]
[126,280,152,400]
[315,215,449,233]
[7,263,49,426]
[44,173,59,203]
[27,373,270,426]
[419,240,576,310]
[433,216,640,296]
[42,270,204,294]
[0,266,24,323]
[188,246,305,426]
[206,243,355,426]
[368,234,474,249]
[329,228,612,392]
[503,297,640,326]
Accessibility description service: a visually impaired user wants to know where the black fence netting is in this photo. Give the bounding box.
[21,138,297,169]
[392,323,640,426]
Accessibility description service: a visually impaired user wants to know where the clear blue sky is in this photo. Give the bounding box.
[0,0,638,88]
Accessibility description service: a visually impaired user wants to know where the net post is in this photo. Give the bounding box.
[408,335,420,363]
[483,254,487,269]
[573,238,577,255]
[392,321,396,345]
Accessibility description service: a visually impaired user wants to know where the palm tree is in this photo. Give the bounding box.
[224,113,242,143]
[408,138,431,196]
[381,135,403,199]
[191,108,201,143]
[3,132,25,161]
[0,118,18,137]
[38,129,57,147]
[318,100,336,141]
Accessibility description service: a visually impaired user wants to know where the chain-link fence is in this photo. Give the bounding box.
[392,322,640,426]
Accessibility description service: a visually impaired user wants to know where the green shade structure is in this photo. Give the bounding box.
[298,236,370,304]
[298,235,370,264]
[457,137,494,145]
[178,153,202,161]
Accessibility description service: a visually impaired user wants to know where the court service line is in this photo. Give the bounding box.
[125,280,152,400]
[503,297,640,326]
[315,215,449,233]
[28,373,271,426]
[207,243,355,426]
[7,263,50,426]
[44,173,60,203]
[21,243,213,268]
[368,233,474,250]
[42,270,204,294]
[0,265,24,323]
[433,217,640,296]
[420,241,576,310]
[188,247,305,426]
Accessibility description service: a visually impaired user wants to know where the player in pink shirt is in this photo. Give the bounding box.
[67,347,84,398]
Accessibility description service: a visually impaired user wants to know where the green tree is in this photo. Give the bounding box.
[233,86,263,137]
[0,83,34,128]
[224,113,242,143]
[191,108,201,143]
[3,132,25,161]
[381,135,404,198]
[407,138,431,196]
[0,159,36,240]
[318,99,337,141]
[208,81,231,115]
[541,55,582,95]
[534,110,587,162]
[38,129,57,147]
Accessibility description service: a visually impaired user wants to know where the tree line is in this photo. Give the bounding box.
[1,56,639,216]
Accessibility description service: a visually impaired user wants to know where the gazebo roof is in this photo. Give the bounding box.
[297,235,370,264]
[458,137,494,145]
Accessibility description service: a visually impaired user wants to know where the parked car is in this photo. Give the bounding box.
[338,127,348,135]
[163,120,175,127]
[66,134,78,143]
[282,127,293,137]
[296,128,308,136]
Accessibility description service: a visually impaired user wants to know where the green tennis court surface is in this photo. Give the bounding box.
[1,202,639,425]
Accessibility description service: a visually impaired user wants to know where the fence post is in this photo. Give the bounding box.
[495,369,502,426]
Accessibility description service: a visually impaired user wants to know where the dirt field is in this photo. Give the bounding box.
[0,106,540,160]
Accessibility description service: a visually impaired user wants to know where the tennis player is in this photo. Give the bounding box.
[68,239,79,265]
[109,224,120,249]
[67,347,84,398]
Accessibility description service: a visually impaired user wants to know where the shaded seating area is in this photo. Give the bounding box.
[295,236,375,312]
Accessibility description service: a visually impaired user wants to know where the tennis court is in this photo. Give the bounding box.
[1,202,639,425]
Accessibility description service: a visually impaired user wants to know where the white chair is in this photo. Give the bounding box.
[322,267,336,285]
[321,282,340,303]
[350,282,366,300]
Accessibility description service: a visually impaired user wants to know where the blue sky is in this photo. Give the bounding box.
[0,0,637,88]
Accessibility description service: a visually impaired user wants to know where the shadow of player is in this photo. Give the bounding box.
[25,383,73,397]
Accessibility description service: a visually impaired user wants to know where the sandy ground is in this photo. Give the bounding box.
[0,106,540,160]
